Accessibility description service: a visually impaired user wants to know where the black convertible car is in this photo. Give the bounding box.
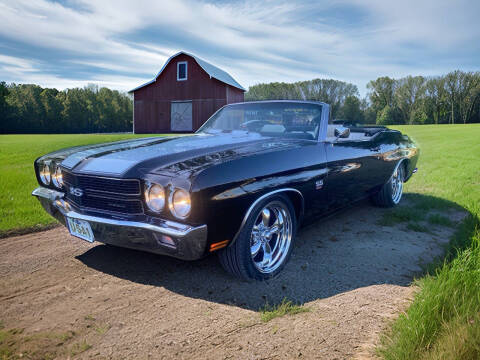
[33,100,419,280]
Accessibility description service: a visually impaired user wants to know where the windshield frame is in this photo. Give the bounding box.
[196,100,329,142]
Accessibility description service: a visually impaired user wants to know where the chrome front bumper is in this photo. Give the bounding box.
[32,187,208,260]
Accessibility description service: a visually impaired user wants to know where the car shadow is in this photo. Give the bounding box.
[76,194,470,310]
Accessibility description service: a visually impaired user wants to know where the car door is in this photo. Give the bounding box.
[298,142,330,223]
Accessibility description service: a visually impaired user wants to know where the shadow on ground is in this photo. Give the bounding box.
[77,194,467,310]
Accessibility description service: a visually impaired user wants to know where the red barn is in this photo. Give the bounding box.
[129,51,245,133]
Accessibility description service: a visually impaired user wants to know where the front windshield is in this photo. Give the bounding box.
[197,102,323,140]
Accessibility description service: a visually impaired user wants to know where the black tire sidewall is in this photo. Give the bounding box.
[372,162,405,208]
[382,177,396,207]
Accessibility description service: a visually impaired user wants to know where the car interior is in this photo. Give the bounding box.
[256,123,386,142]
[258,124,317,140]
[325,124,386,142]
[236,109,388,142]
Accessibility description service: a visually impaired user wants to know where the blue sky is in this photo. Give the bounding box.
[0,0,479,97]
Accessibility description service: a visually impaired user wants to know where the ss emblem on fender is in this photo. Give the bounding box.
[69,187,84,197]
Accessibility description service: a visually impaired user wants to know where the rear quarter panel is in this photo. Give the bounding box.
[367,130,419,188]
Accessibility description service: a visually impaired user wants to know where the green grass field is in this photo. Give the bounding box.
[381,124,480,359]
[0,125,479,358]
[0,134,152,236]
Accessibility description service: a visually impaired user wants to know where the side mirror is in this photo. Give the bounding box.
[334,126,350,139]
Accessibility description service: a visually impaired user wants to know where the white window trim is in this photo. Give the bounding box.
[177,61,188,81]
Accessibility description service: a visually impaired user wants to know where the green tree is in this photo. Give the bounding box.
[367,76,396,114]
[395,76,425,124]
[424,77,445,124]
[340,95,363,122]
[457,72,480,124]
[1,83,132,134]
[444,70,462,124]
[409,107,429,124]
[6,84,45,132]
[40,88,62,132]
[376,105,396,125]
[0,81,11,132]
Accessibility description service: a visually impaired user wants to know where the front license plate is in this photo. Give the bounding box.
[66,217,94,243]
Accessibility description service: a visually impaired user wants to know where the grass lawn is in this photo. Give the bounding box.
[380,124,480,359]
[0,134,156,236]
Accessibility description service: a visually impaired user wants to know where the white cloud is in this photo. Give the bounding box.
[0,0,478,96]
[0,55,37,74]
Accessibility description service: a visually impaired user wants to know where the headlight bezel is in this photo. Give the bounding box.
[144,182,166,213]
[39,162,51,185]
[169,188,191,219]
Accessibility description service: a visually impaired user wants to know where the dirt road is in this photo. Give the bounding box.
[0,199,463,359]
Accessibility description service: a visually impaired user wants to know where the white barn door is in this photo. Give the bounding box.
[171,101,193,131]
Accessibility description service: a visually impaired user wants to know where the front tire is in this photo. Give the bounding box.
[218,194,297,281]
[372,162,405,207]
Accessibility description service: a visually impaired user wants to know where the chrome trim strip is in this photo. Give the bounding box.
[81,193,143,202]
[63,211,202,238]
[32,187,204,238]
[230,188,304,246]
[32,186,64,201]
[64,182,141,197]
[226,100,328,106]
[66,198,145,217]
[318,103,329,142]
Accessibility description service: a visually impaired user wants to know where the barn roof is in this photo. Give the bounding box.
[129,51,245,93]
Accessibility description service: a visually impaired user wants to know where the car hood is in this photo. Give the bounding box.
[45,132,310,178]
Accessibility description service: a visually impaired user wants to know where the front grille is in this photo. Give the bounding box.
[63,171,141,195]
[63,170,143,215]
[70,194,144,214]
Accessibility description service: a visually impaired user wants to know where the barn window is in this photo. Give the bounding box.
[177,61,187,81]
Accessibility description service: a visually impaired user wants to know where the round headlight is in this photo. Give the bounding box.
[170,189,191,219]
[145,183,165,212]
[39,163,51,185]
[52,165,64,188]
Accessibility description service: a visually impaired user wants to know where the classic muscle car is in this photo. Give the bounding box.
[33,100,419,280]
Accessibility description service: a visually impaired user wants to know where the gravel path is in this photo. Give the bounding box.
[0,199,464,359]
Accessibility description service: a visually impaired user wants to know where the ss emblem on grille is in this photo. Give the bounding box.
[69,187,84,197]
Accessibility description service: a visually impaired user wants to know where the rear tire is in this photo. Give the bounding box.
[372,161,406,207]
[218,194,297,281]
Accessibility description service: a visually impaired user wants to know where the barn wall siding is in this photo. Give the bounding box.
[133,53,244,133]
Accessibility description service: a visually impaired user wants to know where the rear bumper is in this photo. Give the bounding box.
[32,187,208,260]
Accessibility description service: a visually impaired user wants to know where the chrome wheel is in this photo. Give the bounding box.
[391,164,404,204]
[250,201,293,274]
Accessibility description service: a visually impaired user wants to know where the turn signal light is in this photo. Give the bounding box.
[209,240,229,252]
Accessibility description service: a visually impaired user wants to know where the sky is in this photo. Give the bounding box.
[0,0,479,97]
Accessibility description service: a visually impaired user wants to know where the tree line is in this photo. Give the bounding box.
[246,70,480,125]
[0,82,132,133]
[1,70,479,134]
